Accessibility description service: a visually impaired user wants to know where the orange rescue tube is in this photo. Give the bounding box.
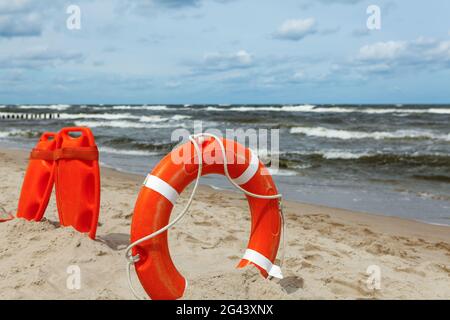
[55,127,100,239]
[130,136,282,300]
[17,132,57,221]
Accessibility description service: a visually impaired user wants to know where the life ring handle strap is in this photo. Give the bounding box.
[30,149,55,161]
[54,147,99,161]
[30,147,99,161]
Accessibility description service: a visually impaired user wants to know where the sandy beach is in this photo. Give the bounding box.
[0,147,449,300]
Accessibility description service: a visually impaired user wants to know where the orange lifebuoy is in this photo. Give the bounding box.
[129,135,283,300]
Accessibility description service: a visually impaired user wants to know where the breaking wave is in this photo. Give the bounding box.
[205,105,450,114]
[59,113,139,120]
[0,129,42,139]
[73,120,184,129]
[290,126,450,141]
[99,146,160,157]
[279,151,450,168]
[17,104,71,111]
[111,105,170,111]
[206,105,316,112]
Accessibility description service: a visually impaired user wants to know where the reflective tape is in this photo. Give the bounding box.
[143,174,179,206]
[242,249,283,279]
[233,149,259,185]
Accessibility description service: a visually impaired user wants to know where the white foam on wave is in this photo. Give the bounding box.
[283,149,449,160]
[267,168,298,176]
[112,105,169,111]
[74,120,184,129]
[60,113,190,123]
[299,106,450,114]
[99,146,160,157]
[0,129,36,139]
[206,104,316,112]
[321,150,371,159]
[77,105,171,111]
[171,115,191,121]
[139,115,167,123]
[280,149,373,160]
[139,115,190,122]
[18,104,71,111]
[59,113,139,120]
[204,104,450,114]
[256,148,371,162]
[427,108,450,114]
[290,126,450,141]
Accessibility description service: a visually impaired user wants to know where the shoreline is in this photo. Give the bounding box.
[3,143,449,228]
[0,146,449,299]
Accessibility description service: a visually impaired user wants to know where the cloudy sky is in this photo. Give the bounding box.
[0,0,449,104]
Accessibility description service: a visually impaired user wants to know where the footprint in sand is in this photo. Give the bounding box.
[329,222,345,228]
[279,276,304,294]
[427,241,450,253]
[394,266,426,277]
[327,278,373,298]
[222,234,238,242]
[426,263,450,275]
[97,233,129,250]
[183,234,203,244]
[361,228,376,236]
[303,253,324,263]
[305,214,331,222]
[304,243,343,258]
[194,220,213,227]
[112,212,133,220]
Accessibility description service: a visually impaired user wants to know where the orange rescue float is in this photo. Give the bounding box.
[17,132,57,221]
[129,135,283,300]
[55,127,101,239]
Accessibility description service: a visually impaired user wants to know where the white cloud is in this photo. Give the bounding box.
[274,18,317,41]
[351,28,370,37]
[293,70,305,79]
[426,40,450,60]
[0,0,33,13]
[358,41,407,61]
[357,38,450,65]
[346,37,450,78]
[317,0,363,4]
[234,50,252,64]
[0,0,53,38]
[120,0,235,14]
[0,12,42,37]
[0,46,84,69]
[355,63,392,74]
[202,50,253,71]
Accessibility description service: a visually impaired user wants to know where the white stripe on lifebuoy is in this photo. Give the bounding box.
[242,249,283,279]
[143,174,179,206]
[233,149,259,185]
